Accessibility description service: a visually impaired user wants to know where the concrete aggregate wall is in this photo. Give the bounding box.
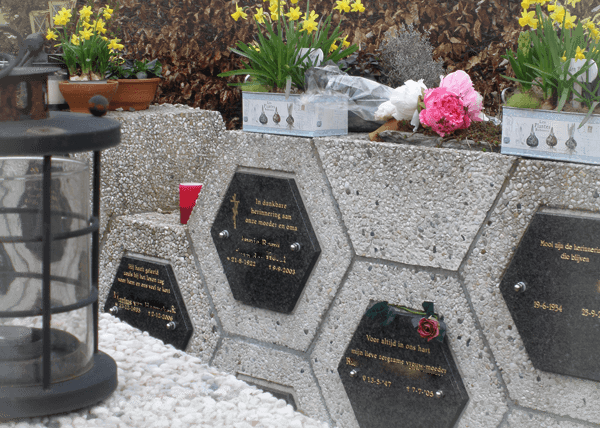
[97,106,600,427]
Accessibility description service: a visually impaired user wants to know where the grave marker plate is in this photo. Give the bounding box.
[211,172,321,313]
[104,255,193,350]
[500,209,600,381]
[338,302,468,428]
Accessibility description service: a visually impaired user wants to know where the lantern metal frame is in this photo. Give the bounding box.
[0,112,120,419]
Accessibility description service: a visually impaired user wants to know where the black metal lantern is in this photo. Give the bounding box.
[0,27,119,419]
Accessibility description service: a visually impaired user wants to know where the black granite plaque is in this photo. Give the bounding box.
[211,172,321,313]
[104,256,193,350]
[500,209,600,381]
[338,302,468,428]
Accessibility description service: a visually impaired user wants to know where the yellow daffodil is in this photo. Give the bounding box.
[303,10,319,21]
[231,3,247,21]
[583,20,595,31]
[103,6,113,20]
[94,19,107,34]
[521,0,531,9]
[301,18,318,33]
[537,0,550,5]
[563,11,577,29]
[71,34,80,46]
[285,6,301,20]
[60,7,72,19]
[550,6,565,24]
[79,28,93,40]
[351,0,365,12]
[53,11,69,27]
[290,0,299,4]
[591,27,600,42]
[519,9,538,29]
[341,35,350,48]
[101,36,109,41]
[254,8,266,23]
[108,38,124,50]
[561,51,566,61]
[251,43,260,52]
[575,46,586,60]
[268,2,283,20]
[46,29,58,40]
[334,0,351,13]
[79,5,93,21]
[330,42,339,52]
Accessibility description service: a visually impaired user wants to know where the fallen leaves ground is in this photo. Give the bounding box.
[102,0,524,129]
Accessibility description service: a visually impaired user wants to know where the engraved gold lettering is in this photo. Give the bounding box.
[366,334,380,343]
[261,199,287,210]
[362,375,391,387]
[533,301,563,312]
[540,240,554,248]
[406,386,435,397]
[346,357,358,366]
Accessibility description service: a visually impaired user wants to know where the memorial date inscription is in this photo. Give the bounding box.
[338,302,468,428]
[211,172,320,314]
[104,256,193,350]
[500,209,600,381]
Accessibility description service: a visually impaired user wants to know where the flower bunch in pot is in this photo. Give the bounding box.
[45,1,124,113]
[502,0,600,120]
[107,58,163,111]
[218,0,364,92]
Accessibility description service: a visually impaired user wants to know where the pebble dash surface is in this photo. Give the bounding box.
[2,313,330,428]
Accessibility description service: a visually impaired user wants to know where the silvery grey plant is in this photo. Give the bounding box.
[379,24,445,89]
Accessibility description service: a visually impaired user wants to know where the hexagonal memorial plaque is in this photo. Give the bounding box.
[104,255,193,351]
[500,209,600,381]
[338,302,468,428]
[211,172,321,313]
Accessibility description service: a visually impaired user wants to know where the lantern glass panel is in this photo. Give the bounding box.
[0,157,92,386]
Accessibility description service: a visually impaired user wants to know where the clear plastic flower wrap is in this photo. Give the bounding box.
[303,62,394,131]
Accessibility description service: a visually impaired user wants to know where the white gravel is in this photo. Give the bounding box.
[3,313,330,428]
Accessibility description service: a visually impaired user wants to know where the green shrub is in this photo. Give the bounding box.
[506,92,541,109]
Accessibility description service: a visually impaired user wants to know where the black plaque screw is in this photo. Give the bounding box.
[290,242,301,252]
[109,306,119,315]
[166,321,177,330]
[349,369,359,378]
[219,230,230,239]
[514,281,527,293]
[435,390,444,399]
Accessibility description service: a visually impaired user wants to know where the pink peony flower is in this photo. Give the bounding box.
[438,70,483,122]
[419,87,470,137]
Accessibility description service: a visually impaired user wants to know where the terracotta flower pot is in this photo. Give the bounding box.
[108,78,161,111]
[58,80,119,114]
